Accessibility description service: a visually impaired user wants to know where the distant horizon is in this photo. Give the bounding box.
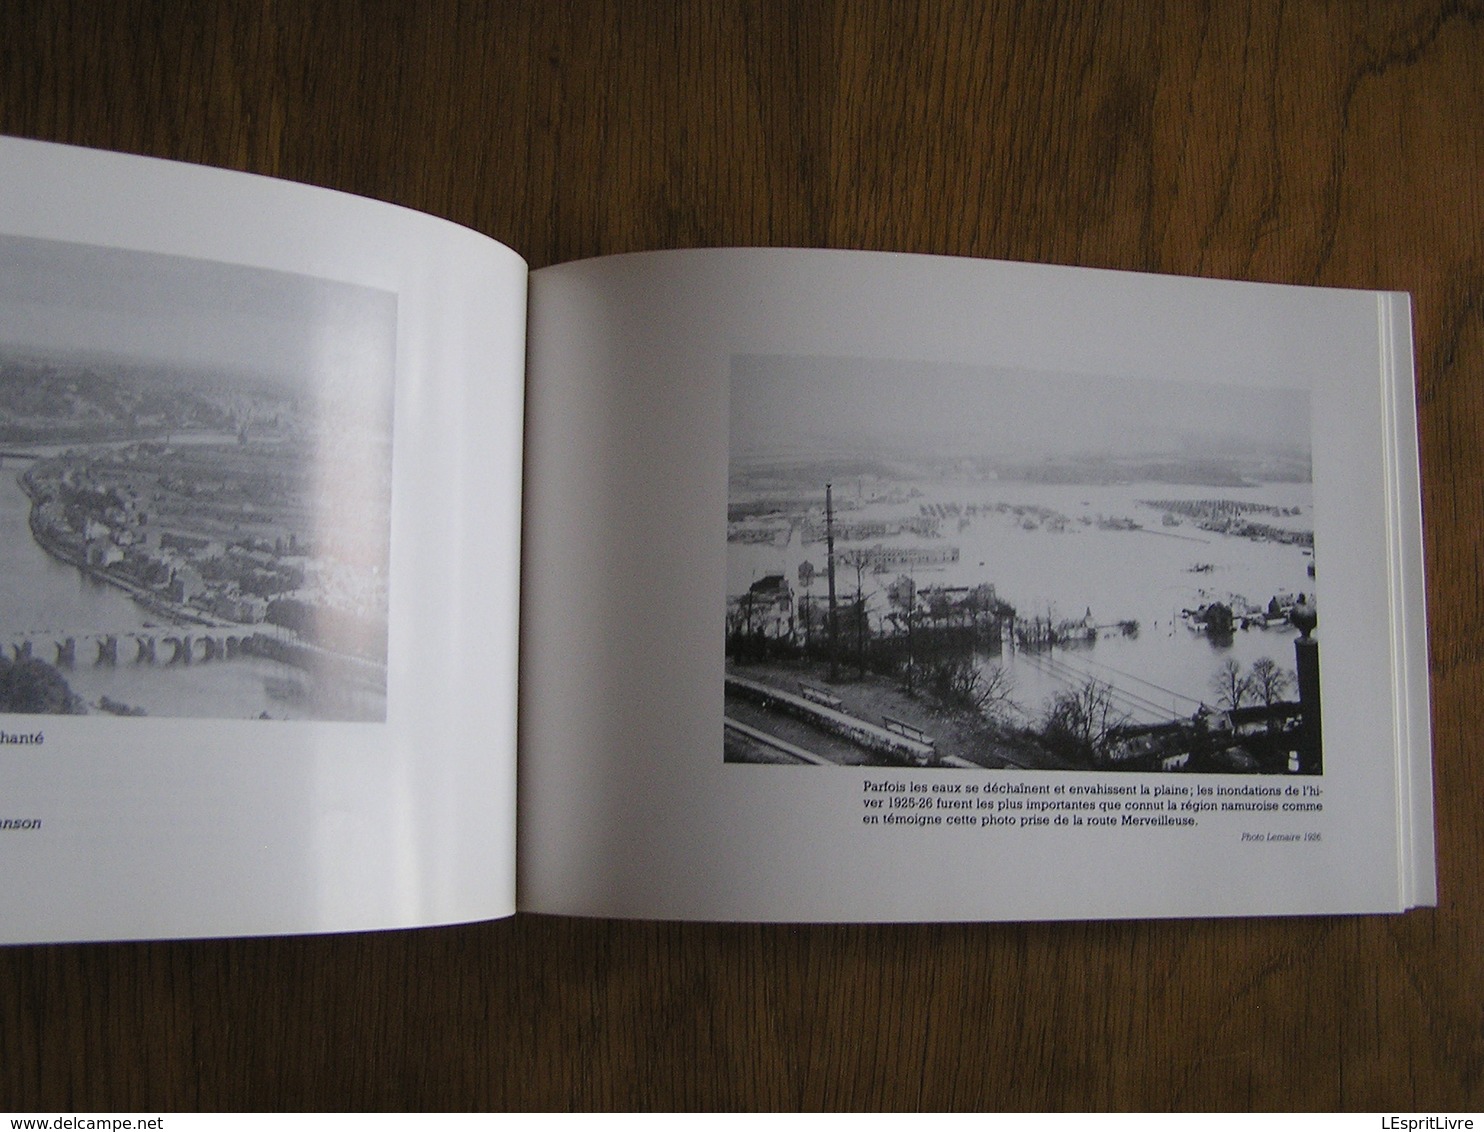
[0,339,307,402]
[0,233,396,406]
[730,353,1312,473]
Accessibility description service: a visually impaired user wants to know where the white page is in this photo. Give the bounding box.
[521,247,1432,922]
[0,139,527,941]
[1378,296,1437,909]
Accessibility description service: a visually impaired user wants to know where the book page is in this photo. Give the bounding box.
[0,139,527,941]
[521,247,1430,922]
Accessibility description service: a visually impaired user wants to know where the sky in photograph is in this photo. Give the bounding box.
[730,353,1312,466]
[0,233,395,405]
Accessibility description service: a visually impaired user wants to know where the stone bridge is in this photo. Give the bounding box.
[5,630,256,668]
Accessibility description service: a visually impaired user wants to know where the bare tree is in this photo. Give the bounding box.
[1248,656,1295,732]
[1248,656,1293,707]
[1042,678,1125,760]
[887,573,918,694]
[836,547,875,678]
[797,560,816,650]
[974,662,1019,720]
[927,658,1018,719]
[1212,658,1252,712]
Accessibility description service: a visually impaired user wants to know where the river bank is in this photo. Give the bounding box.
[0,460,385,720]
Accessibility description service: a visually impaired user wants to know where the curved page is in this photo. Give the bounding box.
[521,247,1429,922]
[0,140,527,941]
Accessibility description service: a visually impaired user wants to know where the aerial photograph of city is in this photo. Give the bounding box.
[0,234,395,721]
[726,354,1322,773]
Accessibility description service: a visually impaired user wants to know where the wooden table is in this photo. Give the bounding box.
[2,1,1480,1111]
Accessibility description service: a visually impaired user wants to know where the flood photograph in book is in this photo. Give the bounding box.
[725,354,1323,774]
[0,234,395,722]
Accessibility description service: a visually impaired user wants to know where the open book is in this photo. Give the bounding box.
[0,137,1434,941]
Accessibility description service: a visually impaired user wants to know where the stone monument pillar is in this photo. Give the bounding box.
[1290,596,1321,774]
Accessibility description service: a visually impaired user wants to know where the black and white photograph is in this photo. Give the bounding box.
[725,354,1322,773]
[0,234,395,722]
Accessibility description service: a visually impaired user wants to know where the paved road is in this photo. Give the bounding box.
[723,693,884,766]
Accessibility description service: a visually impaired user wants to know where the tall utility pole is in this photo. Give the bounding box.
[826,482,838,681]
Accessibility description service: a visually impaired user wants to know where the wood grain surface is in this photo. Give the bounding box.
[2,0,1481,1112]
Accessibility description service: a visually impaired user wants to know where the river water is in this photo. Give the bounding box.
[728,480,1318,725]
[0,452,383,721]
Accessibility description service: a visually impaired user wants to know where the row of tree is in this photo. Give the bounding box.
[1211,656,1294,712]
